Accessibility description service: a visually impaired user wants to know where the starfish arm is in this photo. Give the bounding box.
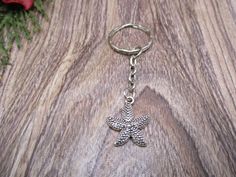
[114,129,130,146]
[131,129,147,147]
[132,115,150,129]
[106,116,125,131]
[122,102,134,121]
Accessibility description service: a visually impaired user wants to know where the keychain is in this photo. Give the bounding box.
[106,24,153,147]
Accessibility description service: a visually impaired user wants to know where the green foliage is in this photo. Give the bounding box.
[0,0,47,70]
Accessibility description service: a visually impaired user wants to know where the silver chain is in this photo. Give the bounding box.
[124,48,143,104]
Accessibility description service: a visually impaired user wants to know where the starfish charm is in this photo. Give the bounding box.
[106,102,150,147]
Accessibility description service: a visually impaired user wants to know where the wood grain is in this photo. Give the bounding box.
[0,0,236,176]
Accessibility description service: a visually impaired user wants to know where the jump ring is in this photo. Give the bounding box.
[124,89,135,101]
[108,23,153,55]
[125,96,134,104]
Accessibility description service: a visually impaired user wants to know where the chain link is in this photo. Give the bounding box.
[124,47,144,104]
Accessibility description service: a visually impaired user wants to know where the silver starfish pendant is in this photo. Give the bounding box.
[106,102,150,147]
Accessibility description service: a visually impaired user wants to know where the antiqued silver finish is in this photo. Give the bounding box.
[107,102,150,147]
[107,23,152,147]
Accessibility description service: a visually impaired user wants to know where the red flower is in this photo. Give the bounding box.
[2,0,34,10]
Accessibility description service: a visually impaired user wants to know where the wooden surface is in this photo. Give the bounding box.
[1,0,236,176]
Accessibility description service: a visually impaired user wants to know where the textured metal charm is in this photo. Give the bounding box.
[107,102,150,147]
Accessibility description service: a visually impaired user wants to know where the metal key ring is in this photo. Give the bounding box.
[108,23,153,55]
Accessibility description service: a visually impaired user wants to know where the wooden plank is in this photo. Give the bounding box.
[0,0,236,176]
